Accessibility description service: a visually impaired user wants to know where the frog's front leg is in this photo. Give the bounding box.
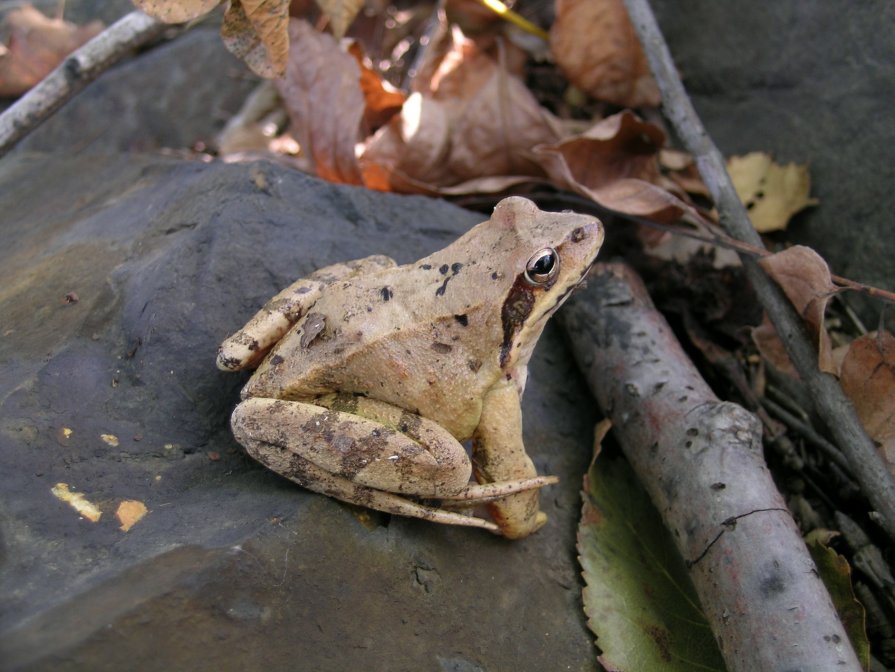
[217,255,395,371]
[473,380,548,539]
[231,395,555,534]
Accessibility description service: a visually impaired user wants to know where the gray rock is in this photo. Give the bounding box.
[653,1,895,323]
[0,153,597,671]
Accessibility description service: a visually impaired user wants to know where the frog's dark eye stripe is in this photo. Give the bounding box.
[524,248,558,285]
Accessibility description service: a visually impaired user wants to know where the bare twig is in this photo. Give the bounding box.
[560,263,862,672]
[622,0,895,541]
[0,10,169,157]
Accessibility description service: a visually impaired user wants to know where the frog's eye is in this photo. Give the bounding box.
[524,248,559,285]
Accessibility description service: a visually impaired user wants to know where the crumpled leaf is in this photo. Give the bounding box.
[277,19,365,184]
[535,111,697,222]
[840,330,895,475]
[315,0,364,39]
[361,27,559,192]
[756,245,841,375]
[551,0,659,107]
[805,530,870,671]
[728,152,818,233]
[579,428,725,672]
[222,0,290,78]
[347,42,405,131]
[0,5,104,96]
[132,0,220,23]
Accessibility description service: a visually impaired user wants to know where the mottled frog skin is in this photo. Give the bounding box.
[217,197,603,538]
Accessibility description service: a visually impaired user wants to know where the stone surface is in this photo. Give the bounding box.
[653,1,895,323]
[0,153,597,671]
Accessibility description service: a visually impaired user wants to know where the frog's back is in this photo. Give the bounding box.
[241,262,505,439]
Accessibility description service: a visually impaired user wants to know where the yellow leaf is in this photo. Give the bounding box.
[132,0,221,23]
[314,0,365,40]
[51,483,102,522]
[222,0,290,78]
[116,499,148,532]
[728,152,817,233]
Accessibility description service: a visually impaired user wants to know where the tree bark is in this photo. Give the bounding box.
[560,262,861,672]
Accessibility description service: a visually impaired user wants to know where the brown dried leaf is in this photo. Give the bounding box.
[0,5,104,96]
[347,42,405,131]
[550,0,659,107]
[314,0,364,39]
[535,112,695,222]
[840,331,895,474]
[757,245,841,374]
[132,0,220,23]
[277,19,364,184]
[728,152,818,233]
[222,0,290,78]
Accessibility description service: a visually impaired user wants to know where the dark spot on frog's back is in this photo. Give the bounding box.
[500,274,535,366]
[439,264,449,275]
[269,355,285,366]
[419,264,432,270]
[451,262,463,274]
[380,286,393,301]
[453,314,469,327]
[431,342,452,354]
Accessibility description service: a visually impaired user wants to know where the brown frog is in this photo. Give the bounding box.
[217,197,603,538]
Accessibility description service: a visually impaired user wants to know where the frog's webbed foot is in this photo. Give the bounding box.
[230,396,555,535]
[217,255,395,371]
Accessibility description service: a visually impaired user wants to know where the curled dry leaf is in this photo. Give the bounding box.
[755,245,841,375]
[277,19,365,184]
[728,152,818,233]
[550,0,659,108]
[222,0,290,78]
[132,0,221,23]
[315,0,365,40]
[840,330,895,475]
[347,42,405,131]
[535,111,696,222]
[0,5,104,96]
[361,29,559,193]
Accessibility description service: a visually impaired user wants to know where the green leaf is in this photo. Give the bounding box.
[578,448,726,671]
[806,531,870,671]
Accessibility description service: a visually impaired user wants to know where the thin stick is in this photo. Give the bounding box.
[0,10,168,157]
[622,0,895,541]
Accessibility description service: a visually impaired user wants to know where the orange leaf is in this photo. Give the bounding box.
[222,0,290,78]
[347,42,405,131]
[550,0,659,107]
[276,19,364,184]
[0,5,103,96]
[840,330,895,474]
[757,245,841,375]
[132,0,220,23]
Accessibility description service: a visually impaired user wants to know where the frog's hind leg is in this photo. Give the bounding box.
[217,255,395,371]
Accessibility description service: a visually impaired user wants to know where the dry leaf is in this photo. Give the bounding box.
[347,42,405,131]
[0,5,104,96]
[840,330,895,474]
[116,499,148,532]
[757,245,841,374]
[550,0,659,107]
[535,111,696,222]
[315,0,364,39]
[51,483,102,522]
[728,152,818,233]
[132,0,220,23]
[277,19,364,184]
[222,0,291,78]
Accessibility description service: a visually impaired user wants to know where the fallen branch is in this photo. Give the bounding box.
[622,0,895,541]
[0,10,169,157]
[560,262,862,672]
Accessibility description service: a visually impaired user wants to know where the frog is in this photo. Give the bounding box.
[217,197,603,538]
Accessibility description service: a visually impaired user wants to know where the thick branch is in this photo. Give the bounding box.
[622,0,895,541]
[560,263,861,672]
[0,10,168,157]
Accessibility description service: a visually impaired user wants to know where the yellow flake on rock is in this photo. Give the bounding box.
[62,427,73,439]
[116,500,148,532]
[51,483,102,522]
[100,433,119,447]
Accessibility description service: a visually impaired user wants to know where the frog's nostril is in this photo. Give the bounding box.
[571,227,587,243]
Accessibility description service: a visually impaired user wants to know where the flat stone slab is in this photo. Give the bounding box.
[0,153,597,671]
